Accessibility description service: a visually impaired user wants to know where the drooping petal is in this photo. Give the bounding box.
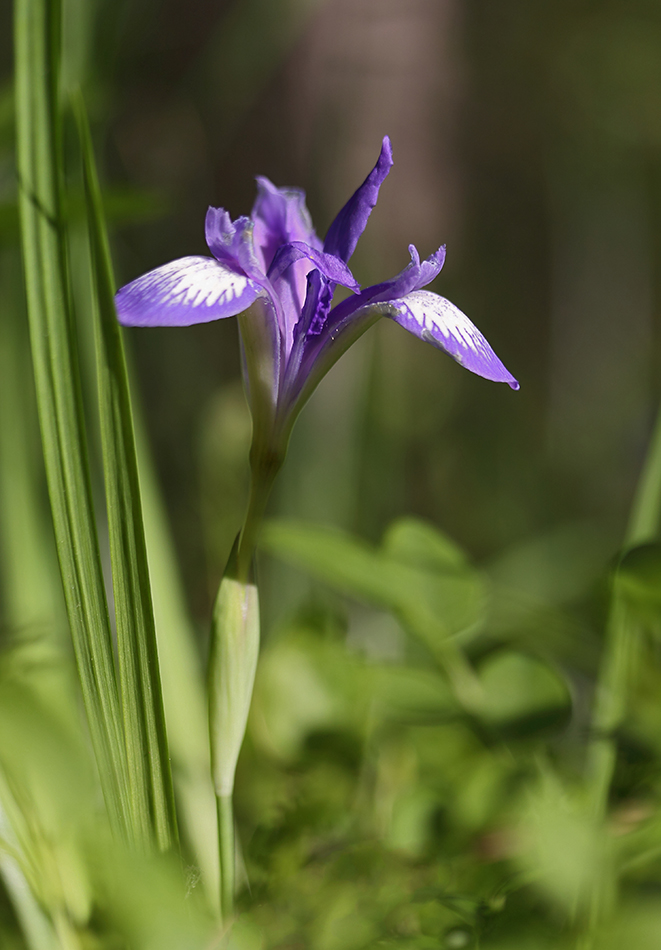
[205,208,264,280]
[323,136,393,263]
[267,241,360,292]
[251,177,323,273]
[115,256,262,327]
[385,290,519,389]
[322,243,437,329]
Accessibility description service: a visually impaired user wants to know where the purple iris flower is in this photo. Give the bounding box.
[116,137,518,466]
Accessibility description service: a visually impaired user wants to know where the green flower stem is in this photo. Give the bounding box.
[236,456,281,583]
[209,556,260,920]
[217,794,235,922]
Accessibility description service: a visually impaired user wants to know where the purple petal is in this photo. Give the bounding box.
[324,243,435,327]
[115,256,261,328]
[251,177,323,273]
[323,136,393,263]
[267,241,360,292]
[415,245,446,289]
[386,290,519,389]
[205,208,264,280]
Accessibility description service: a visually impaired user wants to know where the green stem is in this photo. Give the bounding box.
[586,404,661,822]
[235,455,281,583]
[579,397,661,947]
[626,402,661,546]
[217,794,235,922]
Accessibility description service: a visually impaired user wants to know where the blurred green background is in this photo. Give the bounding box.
[4,1,661,948]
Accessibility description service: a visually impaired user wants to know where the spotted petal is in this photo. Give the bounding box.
[386,290,519,389]
[115,256,261,328]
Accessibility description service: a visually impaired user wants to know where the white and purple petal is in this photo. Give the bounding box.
[385,290,519,389]
[323,136,393,263]
[115,256,261,328]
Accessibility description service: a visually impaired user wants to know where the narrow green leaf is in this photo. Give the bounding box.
[135,415,218,901]
[74,93,177,852]
[13,0,128,835]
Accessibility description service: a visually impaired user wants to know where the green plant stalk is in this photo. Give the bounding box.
[75,94,178,852]
[134,406,219,901]
[209,540,261,920]
[580,400,661,945]
[13,0,129,835]
[586,404,661,819]
[216,795,234,921]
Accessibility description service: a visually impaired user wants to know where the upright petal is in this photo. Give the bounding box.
[385,290,519,389]
[205,208,264,280]
[323,136,393,263]
[251,177,323,273]
[115,256,261,327]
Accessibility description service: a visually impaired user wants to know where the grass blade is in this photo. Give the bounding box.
[13,0,129,835]
[74,93,178,852]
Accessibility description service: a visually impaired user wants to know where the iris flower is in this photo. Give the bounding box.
[116,137,517,574]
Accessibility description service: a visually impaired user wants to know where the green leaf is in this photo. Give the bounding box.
[476,650,571,729]
[14,0,129,836]
[75,94,177,852]
[260,520,485,647]
[382,517,469,574]
[615,543,661,622]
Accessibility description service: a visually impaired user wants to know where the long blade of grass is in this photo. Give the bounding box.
[74,93,178,852]
[13,0,129,835]
[134,415,218,899]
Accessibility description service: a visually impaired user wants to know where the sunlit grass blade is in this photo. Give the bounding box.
[0,251,64,637]
[13,0,128,835]
[74,93,178,852]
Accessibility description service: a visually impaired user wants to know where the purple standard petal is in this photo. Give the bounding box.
[115,256,261,328]
[323,136,393,263]
[251,177,323,273]
[385,290,519,389]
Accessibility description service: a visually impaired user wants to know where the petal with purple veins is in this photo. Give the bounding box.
[267,241,360,291]
[205,208,264,280]
[115,256,262,328]
[386,290,519,389]
[251,177,323,273]
[323,136,393,263]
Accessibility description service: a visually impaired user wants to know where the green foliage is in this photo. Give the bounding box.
[76,94,177,853]
[8,0,661,946]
